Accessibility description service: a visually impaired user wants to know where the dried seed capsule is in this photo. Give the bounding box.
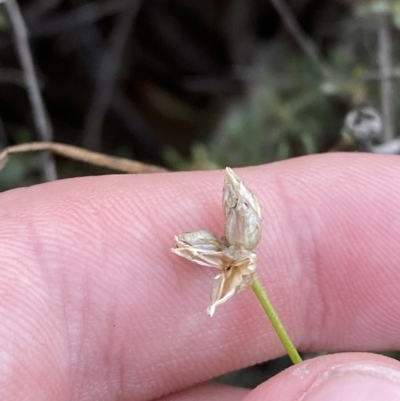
[174,230,223,251]
[172,230,225,268]
[171,167,262,316]
[223,168,262,251]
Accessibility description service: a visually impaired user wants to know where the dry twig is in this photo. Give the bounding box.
[43,0,159,160]
[3,0,57,181]
[269,0,336,81]
[82,0,141,150]
[377,12,394,141]
[0,142,167,174]
[363,68,400,81]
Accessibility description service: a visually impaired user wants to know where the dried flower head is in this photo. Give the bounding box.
[223,167,262,250]
[171,168,262,316]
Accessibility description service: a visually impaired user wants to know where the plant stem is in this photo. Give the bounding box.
[252,275,302,364]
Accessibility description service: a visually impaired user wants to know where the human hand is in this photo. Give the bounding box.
[1,153,400,401]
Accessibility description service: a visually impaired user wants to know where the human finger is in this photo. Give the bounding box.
[1,153,400,400]
[244,352,400,401]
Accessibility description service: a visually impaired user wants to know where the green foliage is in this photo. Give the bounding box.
[164,143,220,170]
[206,47,356,168]
[210,74,332,166]
[0,130,42,191]
[355,0,391,16]
[166,21,395,171]
[0,152,43,191]
[0,9,9,31]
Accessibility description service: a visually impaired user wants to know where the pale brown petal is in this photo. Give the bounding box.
[207,249,257,316]
[171,246,224,268]
[223,167,262,251]
[208,273,236,317]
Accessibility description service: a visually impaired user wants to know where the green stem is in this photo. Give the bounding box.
[251,276,302,364]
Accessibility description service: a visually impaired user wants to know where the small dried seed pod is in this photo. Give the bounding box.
[172,230,225,268]
[171,167,262,316]
[223,168,262,251]
[174,230,223,251]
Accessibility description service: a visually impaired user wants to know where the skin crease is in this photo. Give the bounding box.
[0,153,400,400]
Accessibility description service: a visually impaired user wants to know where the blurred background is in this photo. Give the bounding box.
[1,0,399,189]
[0,0,399,388]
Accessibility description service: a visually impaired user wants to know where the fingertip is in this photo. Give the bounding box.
[159,382,249,401]
[244,353,400,401]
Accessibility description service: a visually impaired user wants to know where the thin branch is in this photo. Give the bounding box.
[377,12,394,142]
[0,142,167,174]
[268,0,336,81]
[3,0,57,181]
[54,1,160,160]
[363,68,400,81]
[82,0,141,150]
[111,91,162,160]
